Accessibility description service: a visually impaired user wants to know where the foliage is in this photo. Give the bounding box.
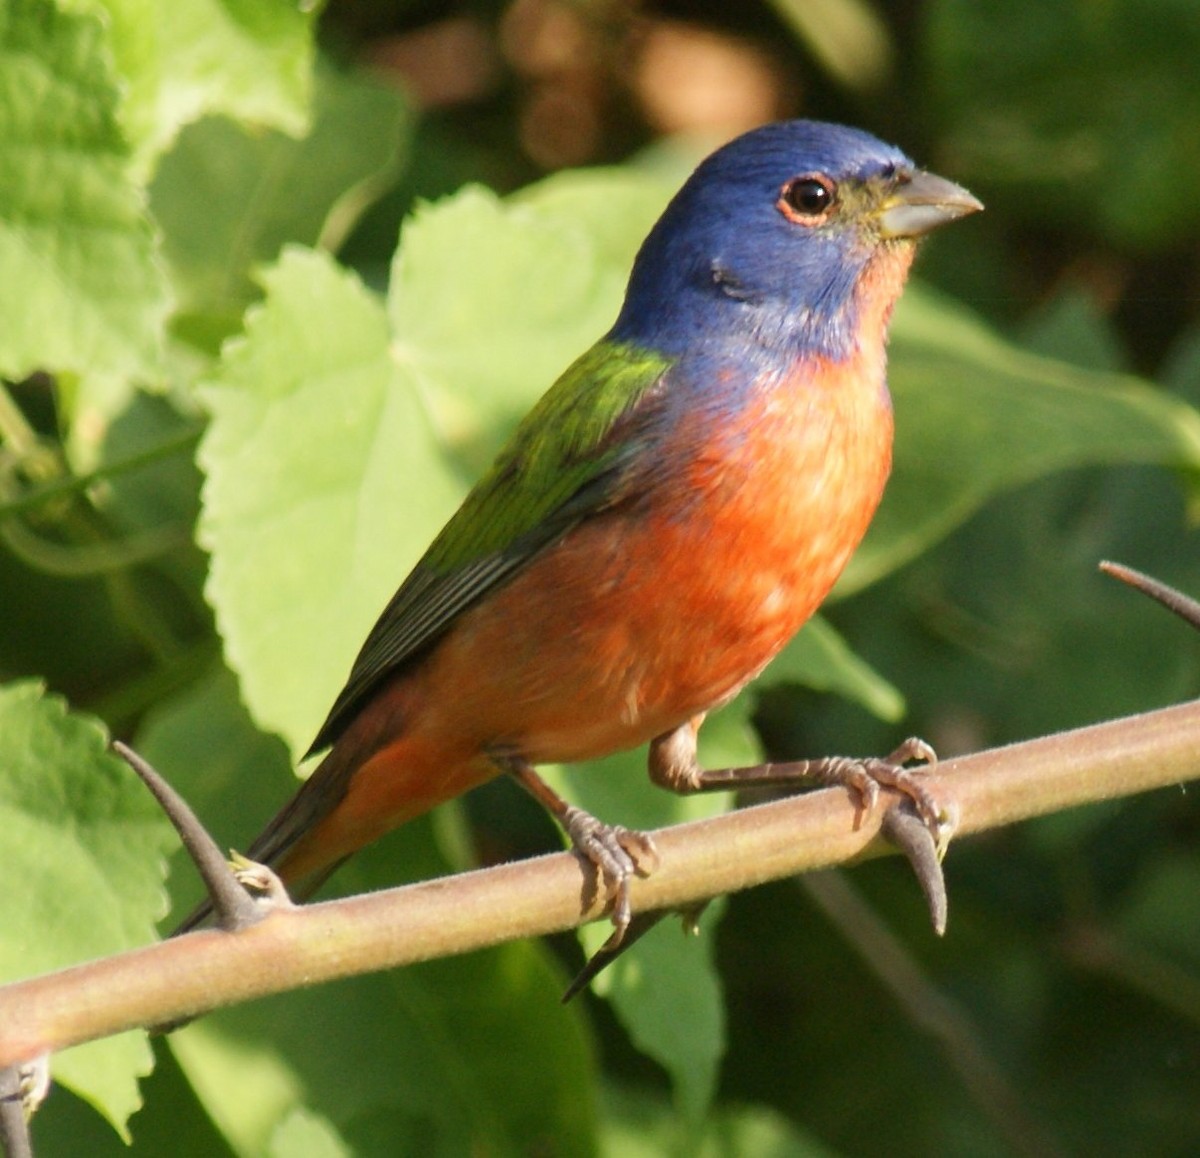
[2,0,1200,1154]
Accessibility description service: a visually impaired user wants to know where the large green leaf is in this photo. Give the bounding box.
[580,906,727,1127]
[266,1108,351,1158]
[388,173,669,462]
[0,0,167,385]
[169,935,598,1158]
[766,616,905,722]
[600,1082,840,1157]
[553,698,760,1124]
[198,246,464,754]
[0,681,174,1139]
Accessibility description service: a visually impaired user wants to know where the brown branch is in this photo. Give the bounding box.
[1,698,1199,1067]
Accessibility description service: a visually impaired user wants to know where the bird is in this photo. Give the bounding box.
[179,119,981,944]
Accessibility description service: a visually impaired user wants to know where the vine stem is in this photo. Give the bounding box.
[0,422,203,520]
[1,697,1199,1067]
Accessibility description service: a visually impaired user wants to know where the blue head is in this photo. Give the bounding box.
[611,121,979,363]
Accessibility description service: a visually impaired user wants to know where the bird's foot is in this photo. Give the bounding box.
[829,738,958,935]
[560,805,660,948]
[827,737,951,845]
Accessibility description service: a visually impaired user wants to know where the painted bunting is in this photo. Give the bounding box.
[185,120,980,939]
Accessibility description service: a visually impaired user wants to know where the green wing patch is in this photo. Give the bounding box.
[307,340,673,753]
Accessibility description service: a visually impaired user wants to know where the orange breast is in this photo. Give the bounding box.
[402,343,894,767]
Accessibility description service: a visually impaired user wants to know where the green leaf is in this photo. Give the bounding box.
[268,1108,352,1158]
[0,0,167,384]
[764,616,905,723]
[1016,286,1129,373]
[581,907,727,1127]
[170,939,598,1157]
[600,1082,841,1157]
[766,0,894,90]
[389,174,670,459]
[842,287,1200,593]
[199,246,463,753]
[87,0,316,172]
[555,714,747,1124]
[1160,321,1200,404]
[152,64,412,335]
[0,681,173,1139]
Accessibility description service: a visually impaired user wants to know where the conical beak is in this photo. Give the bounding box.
[876,171,982,238]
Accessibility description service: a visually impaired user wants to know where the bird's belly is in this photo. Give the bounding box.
[422,365,893,764]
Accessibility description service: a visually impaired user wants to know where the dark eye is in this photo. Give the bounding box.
[778,174,837,223]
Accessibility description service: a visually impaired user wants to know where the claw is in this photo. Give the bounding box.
[861,736,945,837]
[886,736,937,769]
[561,806,659,946]
[834,759,880,823]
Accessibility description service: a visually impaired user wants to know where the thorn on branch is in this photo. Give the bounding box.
[882,801,953,936]
[559,900,711,1003]
[560,787,956,1006]
[112,741,266,933]
[1099,560,1200,633]
[561,909,670,1003]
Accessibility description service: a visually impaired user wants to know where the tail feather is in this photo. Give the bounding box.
[167,690,485,938]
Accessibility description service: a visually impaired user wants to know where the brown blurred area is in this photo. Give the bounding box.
[355,0,807,170]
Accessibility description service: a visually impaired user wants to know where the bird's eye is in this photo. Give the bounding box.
[777,174,837,224]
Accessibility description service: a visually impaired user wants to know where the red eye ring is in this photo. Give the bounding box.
[777,174,837,224]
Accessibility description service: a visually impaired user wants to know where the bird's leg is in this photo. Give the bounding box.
[649,716,947,840]
[504,757,660,947]
[648,717,953,941]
